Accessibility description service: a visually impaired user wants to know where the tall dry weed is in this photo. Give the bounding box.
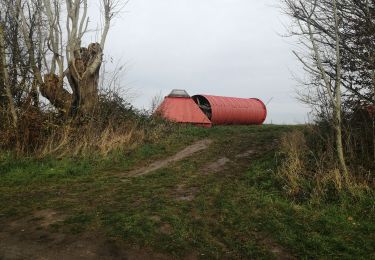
[0,87,173,158]
[278,130,308,197]
[278,128,372,202]
[37,119,150,158]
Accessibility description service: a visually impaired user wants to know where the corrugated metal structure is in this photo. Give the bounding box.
[156,90,212,127]
[192,95,267,125]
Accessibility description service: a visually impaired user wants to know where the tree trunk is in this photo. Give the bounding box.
[372,70,375,164]
[67,42,102,117]
[0,23,18,128]
[78,70,100,116]
[39,73,73,115]
[39,42,102,118]
[333,0,349,182]
[0,54,5,108]
[334,106,349,182]
[67,68,99,117]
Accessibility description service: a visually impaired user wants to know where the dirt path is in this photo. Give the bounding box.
[121,139,213,177]
[0,209,183,260]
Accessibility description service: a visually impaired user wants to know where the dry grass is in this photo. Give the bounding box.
[0,113,172,159]
[277,128,372,202]
[0,90,174,158]
[278,130,307,197]
[38,122,146,158]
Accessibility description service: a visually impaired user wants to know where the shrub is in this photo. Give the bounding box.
[0,89,173,158]
[277,127,374,204]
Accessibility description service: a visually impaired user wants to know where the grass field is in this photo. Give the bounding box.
[0,125,374,259]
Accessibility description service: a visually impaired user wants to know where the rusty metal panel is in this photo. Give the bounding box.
[193,95,267,125]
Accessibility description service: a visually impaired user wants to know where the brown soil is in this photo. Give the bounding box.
[202,157,231,174]
[236,149,256,158]
[32,209,66,228]
[122,139,213,177]
[255,233,296,260]
[159,223,173,235]
[0,209,177,260]
[173,183,199,202]
[201,148,261,176]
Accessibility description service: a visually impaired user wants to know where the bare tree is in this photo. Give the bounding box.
[283,0,349,179]
[0,22,18,128]
[13,0,124,117]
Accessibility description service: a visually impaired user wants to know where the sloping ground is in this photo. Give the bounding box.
[122,139,213,177]
[0,125,374,259]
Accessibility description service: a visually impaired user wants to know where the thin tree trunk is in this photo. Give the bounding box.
[333,0,349,181]
[372,70,375,164]
[306,0,349,178]
[334,107,349,180]
[0,23,18,128]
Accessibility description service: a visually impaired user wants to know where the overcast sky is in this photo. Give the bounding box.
[90,0,311,124]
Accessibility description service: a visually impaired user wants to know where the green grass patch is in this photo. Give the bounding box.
[0,124,373,258]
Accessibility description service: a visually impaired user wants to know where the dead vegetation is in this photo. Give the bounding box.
[0,89,172,157]
[277,127,373,203]
[280,0,375,203]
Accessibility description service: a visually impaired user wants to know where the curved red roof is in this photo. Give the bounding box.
[156,97,212,127]
[193,95,267,125]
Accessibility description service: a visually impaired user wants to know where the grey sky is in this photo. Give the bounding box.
[95,0,310,124]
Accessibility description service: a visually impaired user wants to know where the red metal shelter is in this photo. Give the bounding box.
[156,90,212,127]
[192,95,267,125]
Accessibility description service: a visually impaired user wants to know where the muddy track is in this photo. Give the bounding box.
[1,210,119,260]
[0,210,183,260]
[121,139,213,177]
